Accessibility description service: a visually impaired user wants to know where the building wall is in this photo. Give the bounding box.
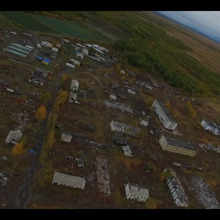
[159,135,167,150]
[166,144,196,156]
[125,184,131,199]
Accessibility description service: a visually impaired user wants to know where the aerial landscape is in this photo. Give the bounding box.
[1,11,220,209]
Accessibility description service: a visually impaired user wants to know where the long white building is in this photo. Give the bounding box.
[165,169,189,208]
[52,172,86,190]
[152,99,178,130]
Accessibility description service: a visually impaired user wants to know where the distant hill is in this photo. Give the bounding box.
[154,11,220,44]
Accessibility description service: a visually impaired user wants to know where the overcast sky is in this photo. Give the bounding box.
[157,11,220,42]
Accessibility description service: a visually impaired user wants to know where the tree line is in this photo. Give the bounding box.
[92,11,220,97]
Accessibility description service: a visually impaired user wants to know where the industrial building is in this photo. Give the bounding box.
[152,99,178,130]
[159,135,197,156]
[3,42,32,58]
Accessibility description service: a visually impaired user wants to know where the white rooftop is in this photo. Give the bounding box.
[61,133,72,143]
[122,145,132,157]
[52,172,86,189]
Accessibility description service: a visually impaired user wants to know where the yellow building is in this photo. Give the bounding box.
[159,135,197,157]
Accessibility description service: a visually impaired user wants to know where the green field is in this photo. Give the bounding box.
[0,11,59,34]
[64,20,112,43]
[0,13,23,30]
[33,15,91,39]
[33,15,112,43]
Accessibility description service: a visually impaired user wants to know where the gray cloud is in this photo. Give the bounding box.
[157,11,220,41]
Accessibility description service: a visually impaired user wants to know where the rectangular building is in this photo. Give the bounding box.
[152,100,178,130]
[52,172,86,190]
[70,79,79,92]
[159,135,197,157]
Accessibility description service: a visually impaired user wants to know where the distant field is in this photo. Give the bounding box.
[64,20,112,43]
[0,13,22,30]
[33,15,94,41]
[0,11,59,34]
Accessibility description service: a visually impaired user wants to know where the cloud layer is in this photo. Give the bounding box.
[157,11,220,41]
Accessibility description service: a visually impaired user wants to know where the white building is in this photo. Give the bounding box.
[125,183,149,202]
[110,94,116,101]
[201,119,220,135]
[122,145,132,157]
[51,47,58,53]
[70,59,80,66]
[120,70,125,75]
[76,43,85,49]
[5,130,22,145]
[66,63,75,69]
[140,119,148,127]
[61,132,72,143]
[6,88,14,93]
[84,44,92,48]
[165,169,189,207]
[76,53,83,59]
[62,39,70,43]
[70,79,79,92]
[69,92,77,103]
[37,43,41,49]
[52,172,86,190]
[41,41,52,48]
[127,88,136,95]
[92,44,99,48]
[81,48,88,56]
[152,99,178,131]
[99,47,109,52]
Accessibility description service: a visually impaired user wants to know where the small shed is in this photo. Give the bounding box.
[42,58,50,65]
[61,132,72,143]
[37,43,41,48]
[110,94,116,100]
[122,145,132,157]
[120,70,125,75]
[86,124,94,130]
[127,89,136,95]
[51,47,58,53]
[140,119,148,127]
[76,53,83,59]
